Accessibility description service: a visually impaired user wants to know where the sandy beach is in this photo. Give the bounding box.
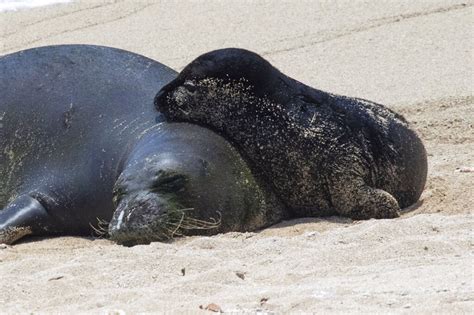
[0,0,473,313]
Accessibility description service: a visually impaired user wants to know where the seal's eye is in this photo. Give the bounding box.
[150,170,188,194]
[183,80,197,93]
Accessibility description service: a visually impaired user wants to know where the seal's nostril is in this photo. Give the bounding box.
[183,81,197,93]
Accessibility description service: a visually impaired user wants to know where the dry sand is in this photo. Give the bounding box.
[0,0,473,313]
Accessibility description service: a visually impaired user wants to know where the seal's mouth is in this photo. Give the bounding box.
[108,192,221,246]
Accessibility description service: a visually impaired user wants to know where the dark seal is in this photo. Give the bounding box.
[155,48,428,219]
[0,45,285,245]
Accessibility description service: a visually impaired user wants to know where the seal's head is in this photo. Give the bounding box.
[108,153,194,246]
[157,48,276,94]
[154,48,288,130]
[107,125,222,246]
[106,123,277,246]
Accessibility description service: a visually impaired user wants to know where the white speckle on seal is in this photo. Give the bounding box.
[115,211,125,230]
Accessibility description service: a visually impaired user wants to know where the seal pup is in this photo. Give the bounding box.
[156,48,428,219]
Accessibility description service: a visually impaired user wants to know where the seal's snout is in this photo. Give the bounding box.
[156,84,202,124]
[155,79,186,114]
[108,191,170,245]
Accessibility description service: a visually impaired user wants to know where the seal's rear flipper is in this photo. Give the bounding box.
[0,195,51,244]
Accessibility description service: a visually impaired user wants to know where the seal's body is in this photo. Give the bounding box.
[156,48,428,219]
[0,45,175,231]
[0,45,284,245]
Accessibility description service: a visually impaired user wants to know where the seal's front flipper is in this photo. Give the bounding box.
[0,195,51,244]
[346,186,400,220]
[330,171,400,220]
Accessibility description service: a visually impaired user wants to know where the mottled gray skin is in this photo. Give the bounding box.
[156,48,428,219]
[0,45,285,245]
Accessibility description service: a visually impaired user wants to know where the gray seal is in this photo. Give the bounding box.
[0,45,285,245]
[155,48,428,219]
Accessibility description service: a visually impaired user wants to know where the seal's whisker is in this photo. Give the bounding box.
[170,212,185,237]
[90,217,110,238]
[164,215,221,232]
